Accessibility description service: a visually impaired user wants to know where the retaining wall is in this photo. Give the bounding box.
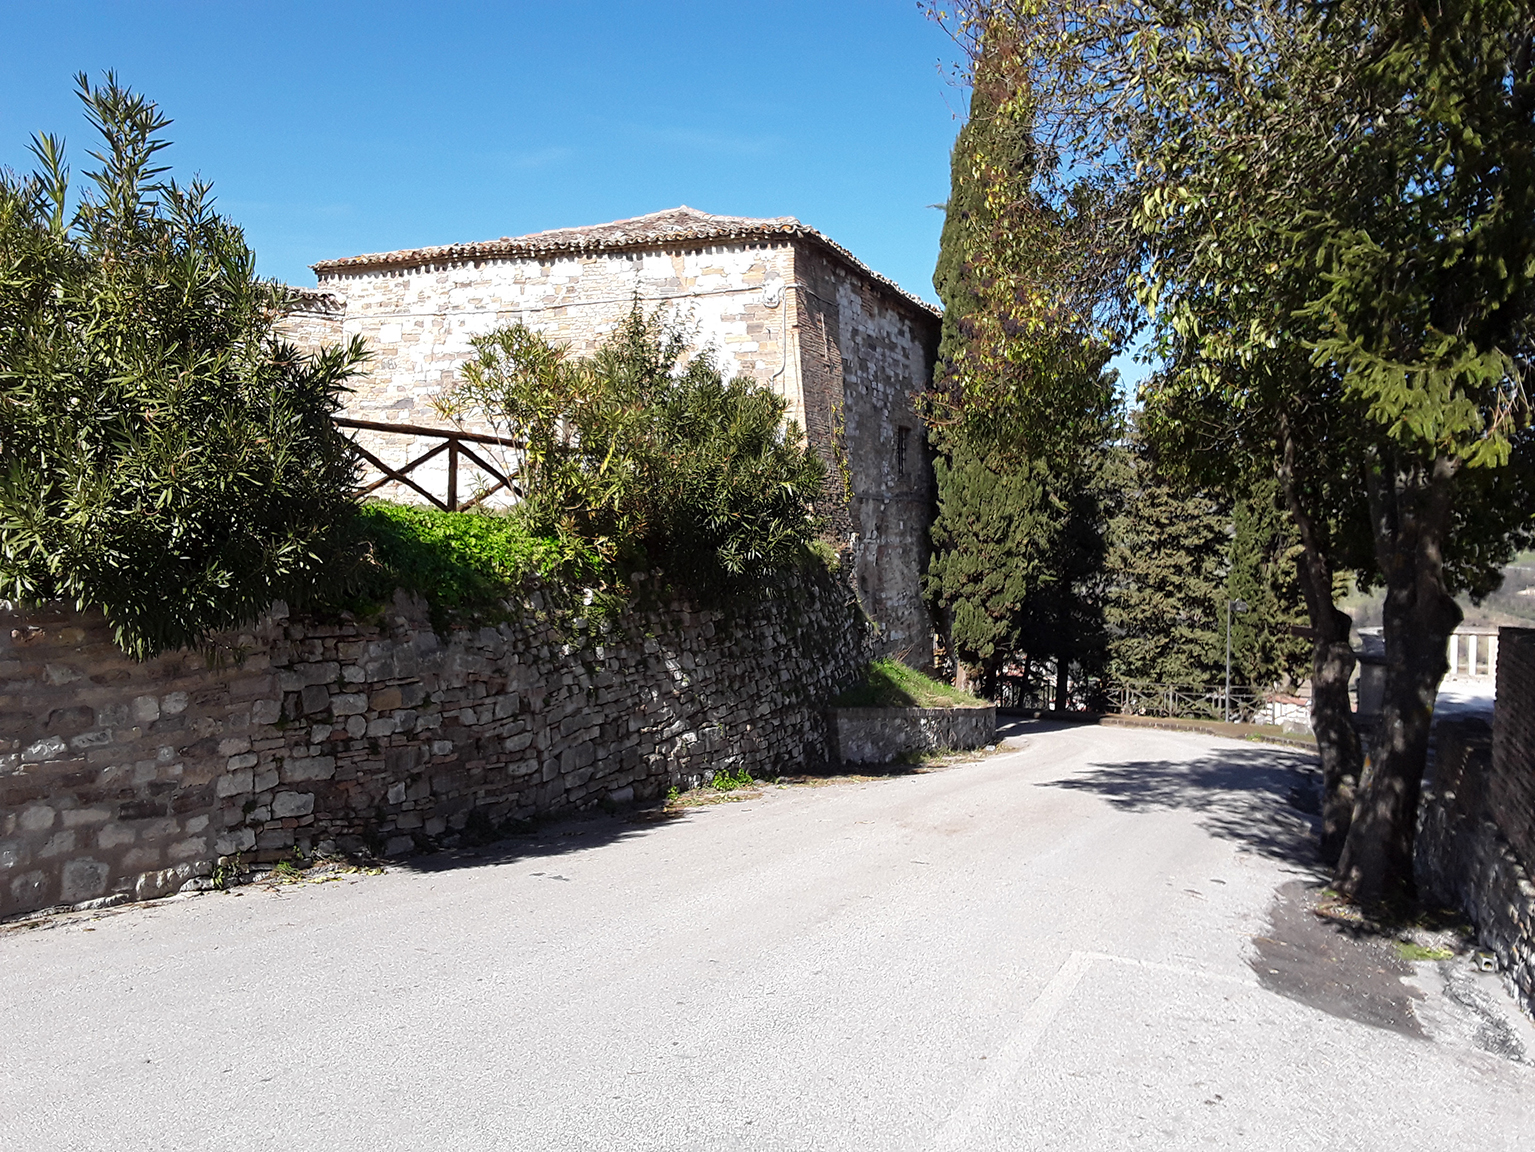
[832,705,996,764]
[1416,628,1535,1017]
[0,571,869,919]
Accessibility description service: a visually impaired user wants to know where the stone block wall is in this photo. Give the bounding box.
[278,289,344,353]
[0,571,869,920]
[293,245,801,512]
[1416,628,1535,1017]
[793,245,936,664]
[312,244,797,425]
[832,705,996,764]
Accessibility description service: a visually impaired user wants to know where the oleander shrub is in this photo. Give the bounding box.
[0,75,367,657]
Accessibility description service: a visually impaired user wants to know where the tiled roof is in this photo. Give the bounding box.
[284,286,342,311]
[310,206,939,318]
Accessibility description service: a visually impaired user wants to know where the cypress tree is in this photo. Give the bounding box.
[1104,443,1229,686]
[925,450,1057,691]
[1226,479,1312,691]
[927,35,1111,701]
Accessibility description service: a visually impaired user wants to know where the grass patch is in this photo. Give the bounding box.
[833,658,984,709]
[348,502,600,610]
[1395,941,1455,962]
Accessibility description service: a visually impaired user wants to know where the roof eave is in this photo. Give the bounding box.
[310,225,940,321]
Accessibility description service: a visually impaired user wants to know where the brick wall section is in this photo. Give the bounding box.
[1490,628,1535,867]
[0,572,869,920]
[1416,627,1535,1018]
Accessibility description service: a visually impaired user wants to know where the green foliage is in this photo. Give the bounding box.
[927,434,1115,688]
[922,17,1131,464]
[345,502,595,611]
[272,848,308,879]
[437,306,825,595]
[1293,0,1535,469]
[944,0,1535,898]
[1227,480,1312,691]
[210,853,244,891]
[1394,941,1455,962]
[1104,445,1229,686]
[927,39,1119,692]
[1011,452,1114,684]
[0,75,366,658]
[709,767,755,792]
[932,39,1035,377]
[833,658,983,709]
[926,446,1059,673]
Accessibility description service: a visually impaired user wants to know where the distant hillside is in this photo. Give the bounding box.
[1341,551,1535,632]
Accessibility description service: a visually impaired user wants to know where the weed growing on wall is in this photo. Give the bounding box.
[710,767,755,791]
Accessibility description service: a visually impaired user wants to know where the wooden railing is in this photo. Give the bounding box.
[1111,680,1269,723]
[334,417,522,512]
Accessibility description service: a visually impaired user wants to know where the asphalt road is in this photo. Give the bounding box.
[5,721,1533,1151]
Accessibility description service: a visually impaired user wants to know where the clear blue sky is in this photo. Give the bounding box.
[0,1,965,306]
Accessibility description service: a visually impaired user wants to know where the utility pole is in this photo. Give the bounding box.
[1226,599,1248,723]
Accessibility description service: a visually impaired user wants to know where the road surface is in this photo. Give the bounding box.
[4,720,1532,1150]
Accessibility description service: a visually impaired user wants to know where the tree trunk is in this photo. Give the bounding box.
[1308,619,1361,863]
[954,662,976,693]
[1053,656,1070,712]
[1334,452,1460,906]
[980,658,1002,703]
[1276,419,1363,863]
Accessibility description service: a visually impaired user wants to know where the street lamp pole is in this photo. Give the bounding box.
[1226,599,1248,723]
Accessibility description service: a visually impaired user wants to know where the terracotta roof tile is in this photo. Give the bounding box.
[310,206,938,318]
[283,286,342,311]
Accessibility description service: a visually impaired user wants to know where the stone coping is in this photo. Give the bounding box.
[829,703,992,716]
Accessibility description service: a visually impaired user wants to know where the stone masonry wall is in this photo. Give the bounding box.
[1416,628,1535,1018]
[833,705,996,765]
[0,572,869,920]
[297,245,801,512]
[278,290,344,353]
[792,244,937,663]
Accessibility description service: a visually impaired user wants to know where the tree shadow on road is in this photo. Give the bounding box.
[390,806,685,874]
[1039,744,1325,867]
[387,758,927,876]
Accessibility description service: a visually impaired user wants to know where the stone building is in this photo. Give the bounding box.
[286,207,941,660]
